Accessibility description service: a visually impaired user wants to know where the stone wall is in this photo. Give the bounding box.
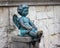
[0,6,60,48]
[0,7,9,48]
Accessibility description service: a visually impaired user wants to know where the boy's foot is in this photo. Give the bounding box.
[37,30,43,42]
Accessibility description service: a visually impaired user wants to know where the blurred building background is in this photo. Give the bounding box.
[0,0,60,48]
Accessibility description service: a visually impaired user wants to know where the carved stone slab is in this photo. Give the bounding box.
[11,36,39,48]
[12,36,32,42]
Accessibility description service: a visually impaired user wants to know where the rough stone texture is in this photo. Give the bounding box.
[12,36,32,42]
[10,36,39,48]
[9,6,60,48]
[0,6,60,48]
[0,0,60,6]
[11,41,39,48]
[0,7,8,48]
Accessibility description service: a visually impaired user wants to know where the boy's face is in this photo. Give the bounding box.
[22,7,28,16]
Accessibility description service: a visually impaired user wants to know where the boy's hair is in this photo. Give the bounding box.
[17,4,29,15]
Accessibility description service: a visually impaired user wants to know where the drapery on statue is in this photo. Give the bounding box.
[13,4,43,42]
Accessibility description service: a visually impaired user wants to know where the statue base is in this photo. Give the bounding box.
[11,36,39,48]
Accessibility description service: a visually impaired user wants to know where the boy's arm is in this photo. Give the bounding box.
[19,18,32,30]
[29,19,37,30]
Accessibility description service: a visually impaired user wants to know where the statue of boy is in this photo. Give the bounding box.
[13,4,43,42]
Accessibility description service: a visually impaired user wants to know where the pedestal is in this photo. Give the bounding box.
[11,36,39,48]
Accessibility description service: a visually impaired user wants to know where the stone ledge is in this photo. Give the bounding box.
[12,36,32,42]
[10,35,39,48]
[0,2,60,7]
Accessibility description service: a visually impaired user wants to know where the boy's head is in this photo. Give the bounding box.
[17,4,29,16]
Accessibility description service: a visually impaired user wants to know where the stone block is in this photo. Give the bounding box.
[0,8,9,27]
[44,34,60,48]
[0,27,7,32]
[27,6,36,20]
[36,6,54,20]
[11,36,39,48]
[0,31,7,48]
[12,36,32,42]
[54,6,60,23]
[36,12,48,20]
[9,7,18,27]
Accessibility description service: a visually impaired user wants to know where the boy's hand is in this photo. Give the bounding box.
[29,27,32,30]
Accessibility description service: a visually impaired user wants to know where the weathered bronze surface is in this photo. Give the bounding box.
[13,4,43,42]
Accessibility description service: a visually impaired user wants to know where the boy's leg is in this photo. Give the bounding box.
[37,30,43,42]
[29,28,38,37]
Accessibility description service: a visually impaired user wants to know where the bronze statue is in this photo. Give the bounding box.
[13,4,43,42]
